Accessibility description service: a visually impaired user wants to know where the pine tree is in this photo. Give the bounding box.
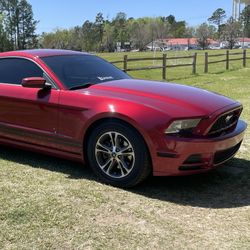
[94,12,104,47]
[18,0,38,49]
[208,8,226,39]
[0,0,38,50]
[0,14,11,51]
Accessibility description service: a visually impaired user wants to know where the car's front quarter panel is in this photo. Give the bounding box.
[57,90,174,164]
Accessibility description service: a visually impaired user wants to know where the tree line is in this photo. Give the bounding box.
[1,0,250,52]
[39,6,250,51]
[40,13,188,52]
[197,7,250,50]
[0,0,38,51]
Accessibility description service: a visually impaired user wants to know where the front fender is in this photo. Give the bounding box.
[80,100,170,168]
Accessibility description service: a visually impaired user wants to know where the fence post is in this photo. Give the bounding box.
[243,49,247,67]
[123,55,128,72]
[204,52,208,73]
[162,54,167,80]
[226,50,229,70]
[192,53,197,74]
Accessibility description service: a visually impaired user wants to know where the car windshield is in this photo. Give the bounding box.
[41,54,131,89]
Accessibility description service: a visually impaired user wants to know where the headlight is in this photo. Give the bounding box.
[165,119,201,135]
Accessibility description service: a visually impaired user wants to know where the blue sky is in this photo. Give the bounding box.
[29,0,233,33]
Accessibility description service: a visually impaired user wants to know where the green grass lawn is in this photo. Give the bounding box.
[0,50,249,249]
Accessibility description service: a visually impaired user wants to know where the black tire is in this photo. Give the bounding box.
[86,121,151,188]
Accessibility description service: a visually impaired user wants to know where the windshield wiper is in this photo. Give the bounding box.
[69,83,93,90]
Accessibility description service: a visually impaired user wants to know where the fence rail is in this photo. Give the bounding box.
[110,53,197,80]
[110,50,249,80]
[204,50,247,73]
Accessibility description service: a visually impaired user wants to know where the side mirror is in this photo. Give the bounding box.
[22,77,48,89]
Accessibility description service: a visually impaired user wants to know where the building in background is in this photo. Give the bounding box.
[234,37,250,48]
[147,38,219,51]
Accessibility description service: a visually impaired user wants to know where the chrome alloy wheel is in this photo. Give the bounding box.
[95,131,135,178]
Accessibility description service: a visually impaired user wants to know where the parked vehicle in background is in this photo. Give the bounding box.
[209,45,221,50]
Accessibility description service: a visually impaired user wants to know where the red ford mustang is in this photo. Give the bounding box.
[0,49,247,187]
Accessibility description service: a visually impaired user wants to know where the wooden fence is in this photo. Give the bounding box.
[110,50,249,80]
[110,53,197,80]
[204,50,248,73]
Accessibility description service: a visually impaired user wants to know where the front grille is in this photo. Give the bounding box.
[208,108,242,136]
[213,141,242,165]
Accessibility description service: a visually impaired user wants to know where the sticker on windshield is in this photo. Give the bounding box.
[97,76,114,81]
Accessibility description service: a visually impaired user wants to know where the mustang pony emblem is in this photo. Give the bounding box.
[225,114,234,124]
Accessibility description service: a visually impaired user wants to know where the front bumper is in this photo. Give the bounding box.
[153,120,247,176]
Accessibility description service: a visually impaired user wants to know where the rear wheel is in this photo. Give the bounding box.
[87,121,151,187]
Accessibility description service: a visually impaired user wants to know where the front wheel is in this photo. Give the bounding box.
[87,121,151,187]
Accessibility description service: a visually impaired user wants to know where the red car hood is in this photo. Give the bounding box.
[75,79,239,117]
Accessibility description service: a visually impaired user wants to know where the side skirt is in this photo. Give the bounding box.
[0,136,84,163]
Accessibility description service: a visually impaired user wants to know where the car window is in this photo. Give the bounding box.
[0,58,43,85]
[42,55,131,89]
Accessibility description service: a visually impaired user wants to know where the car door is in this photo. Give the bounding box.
[0,57,60,149]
